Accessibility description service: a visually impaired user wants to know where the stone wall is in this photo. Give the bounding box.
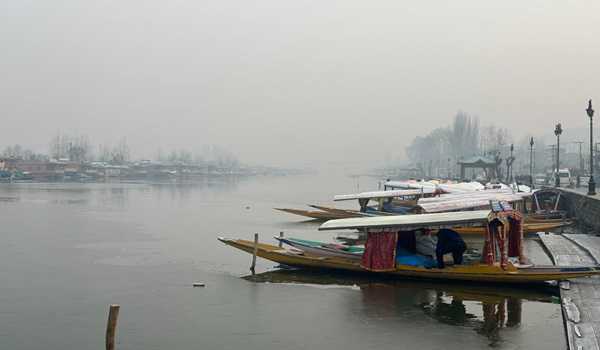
[558,189,600,232]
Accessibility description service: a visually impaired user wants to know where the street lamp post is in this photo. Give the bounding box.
[588,100,596,195]
[529,137,534,189]
[509,144,514,183]
[554,123,563,187]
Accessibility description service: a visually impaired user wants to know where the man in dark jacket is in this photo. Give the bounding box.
[436,228,467,268]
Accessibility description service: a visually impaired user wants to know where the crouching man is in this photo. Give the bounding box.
[435,228,467,269]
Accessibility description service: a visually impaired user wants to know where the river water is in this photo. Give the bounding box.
[0,170,565,349]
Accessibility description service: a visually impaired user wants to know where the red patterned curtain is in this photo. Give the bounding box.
[507,212,525,263]
[361,231,398,271]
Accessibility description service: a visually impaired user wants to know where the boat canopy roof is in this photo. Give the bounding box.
[418,198,522,213]
[417,192,530,213]
[384,181,437,190]
[319,210,491,231]
[417,189,528,204]
[334,189,436,201]
[384,180,486,193]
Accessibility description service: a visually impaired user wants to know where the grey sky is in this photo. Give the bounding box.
[2,1,600,166]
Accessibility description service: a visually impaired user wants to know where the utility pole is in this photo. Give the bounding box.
[573,141,585,174]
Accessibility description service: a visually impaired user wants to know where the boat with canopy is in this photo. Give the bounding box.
[219,204,600,284]
[274,188,438,221]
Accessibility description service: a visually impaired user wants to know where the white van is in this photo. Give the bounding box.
[553,168,572,187]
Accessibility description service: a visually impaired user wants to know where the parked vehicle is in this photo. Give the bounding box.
[553,168,573,187]
[534,173,547,186]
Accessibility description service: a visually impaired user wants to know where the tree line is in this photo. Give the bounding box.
[2,132,240,168]
[405,111,513,178]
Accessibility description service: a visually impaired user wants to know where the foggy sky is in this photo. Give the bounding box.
[2,1,600,167]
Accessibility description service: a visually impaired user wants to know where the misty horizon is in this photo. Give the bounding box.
[3,1,600,168]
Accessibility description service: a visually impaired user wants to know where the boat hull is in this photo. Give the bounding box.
[455,221,571,235]
[274,208,353,220]
[219,238,600,284]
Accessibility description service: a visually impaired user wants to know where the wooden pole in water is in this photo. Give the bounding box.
[278,231,284,248]
[105,304,120,350]
[250,233,258,274]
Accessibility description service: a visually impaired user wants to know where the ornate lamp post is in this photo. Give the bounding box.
[554,123,563,187]
[529,137,534,189]
[588,100,596,195]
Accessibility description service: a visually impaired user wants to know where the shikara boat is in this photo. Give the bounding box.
[333,189,434,214]
[219,207,600,284]
[273,207,360,220]
[415,191,572,233]
[274,189,431,221]
[308,204,399,217]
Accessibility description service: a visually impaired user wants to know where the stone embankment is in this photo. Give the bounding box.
[558,188,600,231]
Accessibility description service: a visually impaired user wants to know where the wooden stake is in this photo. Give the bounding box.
[105,304,120,350]
[278,231,284,248]
[250,233,258,275]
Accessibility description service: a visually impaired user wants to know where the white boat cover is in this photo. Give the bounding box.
[418,190,530,204]
[384,180,486,193]
[384,181,438,190]
[318,210,491,231]
[334,188,436,201]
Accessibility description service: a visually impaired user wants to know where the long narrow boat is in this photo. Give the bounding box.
[309,204,395,217]
[275,189,431,221]
[219,207,600,284]
[273,208,369,220]
[334,189,432,214]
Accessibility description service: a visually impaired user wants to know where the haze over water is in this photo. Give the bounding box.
[0,170,564,349]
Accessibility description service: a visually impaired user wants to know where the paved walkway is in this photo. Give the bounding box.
[538,233,600,350]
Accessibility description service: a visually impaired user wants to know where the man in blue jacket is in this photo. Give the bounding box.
[436,228,467,268]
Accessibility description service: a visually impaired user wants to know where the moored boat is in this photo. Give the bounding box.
[273,207,369,220]
[220,205,600,284]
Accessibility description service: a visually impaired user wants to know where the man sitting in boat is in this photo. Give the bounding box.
[415,229,437,258]
[435,228,467,269]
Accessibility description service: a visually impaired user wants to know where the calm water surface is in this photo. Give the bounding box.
[0,171,565,349]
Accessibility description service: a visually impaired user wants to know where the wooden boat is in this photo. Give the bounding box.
[274,237,362,260]
[309,204,395,217]
[274,189,428,221]
[334,189,430,214]
[219,207,600,284]
[273,207,368,220]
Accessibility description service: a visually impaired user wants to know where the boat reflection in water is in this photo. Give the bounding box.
[245,270,559,347]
